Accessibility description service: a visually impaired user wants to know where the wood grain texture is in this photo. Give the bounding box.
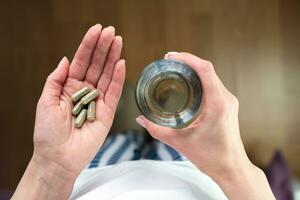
[0,0,299,189]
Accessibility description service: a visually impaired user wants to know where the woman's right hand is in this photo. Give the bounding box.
[136,52,275,200]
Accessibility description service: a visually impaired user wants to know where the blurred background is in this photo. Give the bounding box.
[0,0,299,198]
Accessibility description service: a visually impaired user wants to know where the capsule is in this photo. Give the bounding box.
[72,87,91,103]
[75,109,87,128]
[81,89,99,105]
[87,101,96,122]
[72,101,84,116]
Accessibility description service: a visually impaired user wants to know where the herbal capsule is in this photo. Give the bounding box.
[72,87,91,103]
[75,109,87,128]
[81,89,99,105]
[72,101,84,116]
[87,101,96,122]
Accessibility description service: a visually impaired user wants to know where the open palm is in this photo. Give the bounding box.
[32,24,126,177]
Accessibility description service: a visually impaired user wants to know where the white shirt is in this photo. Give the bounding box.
[70,160,228,200]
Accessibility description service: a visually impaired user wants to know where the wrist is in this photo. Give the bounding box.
[30,155,77,197]
[213,160,259,185]
[31,153,79,181]
[208,157,256,184]
[30,155,77,185]
[206,159,275,200]
[12,157,77,200]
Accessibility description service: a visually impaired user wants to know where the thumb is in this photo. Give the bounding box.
[40,57,70,106]
[136,115,177,142]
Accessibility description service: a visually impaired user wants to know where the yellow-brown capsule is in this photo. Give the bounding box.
[87,101,96,122]
[72,87,91,103]
[75,109,87,128]
[81,89,99,105]
[72,101,84,116]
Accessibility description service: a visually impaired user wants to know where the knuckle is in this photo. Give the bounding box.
[214,101,228,116]
[213,95,238,116]
[230,95,239,108]
[203,61,214,72]
[197,60,214,75]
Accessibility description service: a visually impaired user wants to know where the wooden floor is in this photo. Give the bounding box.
[0,0,299,189]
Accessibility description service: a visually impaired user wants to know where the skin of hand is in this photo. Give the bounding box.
[12,24,126,200]
[136,52,275,200]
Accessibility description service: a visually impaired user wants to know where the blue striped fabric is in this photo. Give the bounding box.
[144,142,162,160]
[106,136,131,165]
[164,144,183,161]
[88,131,184,169]
[131,133,145,161]
[88,134,117,168]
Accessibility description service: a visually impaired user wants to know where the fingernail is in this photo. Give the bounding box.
[136,117,145,128]
[95,24,102,29]
[118,59,126,66]
[59,56,67,65]
[57,56,69,70]
[165,51,179,59]
[91,24,101,32]
[108,26,115,34]
[116,35,123,41]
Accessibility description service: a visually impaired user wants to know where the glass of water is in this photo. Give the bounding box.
[135,59,203,128]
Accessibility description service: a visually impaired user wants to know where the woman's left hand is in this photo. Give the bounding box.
[34,24,125,177]
[12,24,126,200]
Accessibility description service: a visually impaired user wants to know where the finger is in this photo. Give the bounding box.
[40,57,70,106]
[97,36,123,93]
[69,24,102,80]
[166,52,225,103]
[85,26,115,86]
[164,51,178,59]
[102,59,126,113]
[136,115,178,142]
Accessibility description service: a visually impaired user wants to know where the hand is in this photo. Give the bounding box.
[33,24,125,178]
[12,24,125,200]
[136,52,275,200]
[137,52,247,175]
